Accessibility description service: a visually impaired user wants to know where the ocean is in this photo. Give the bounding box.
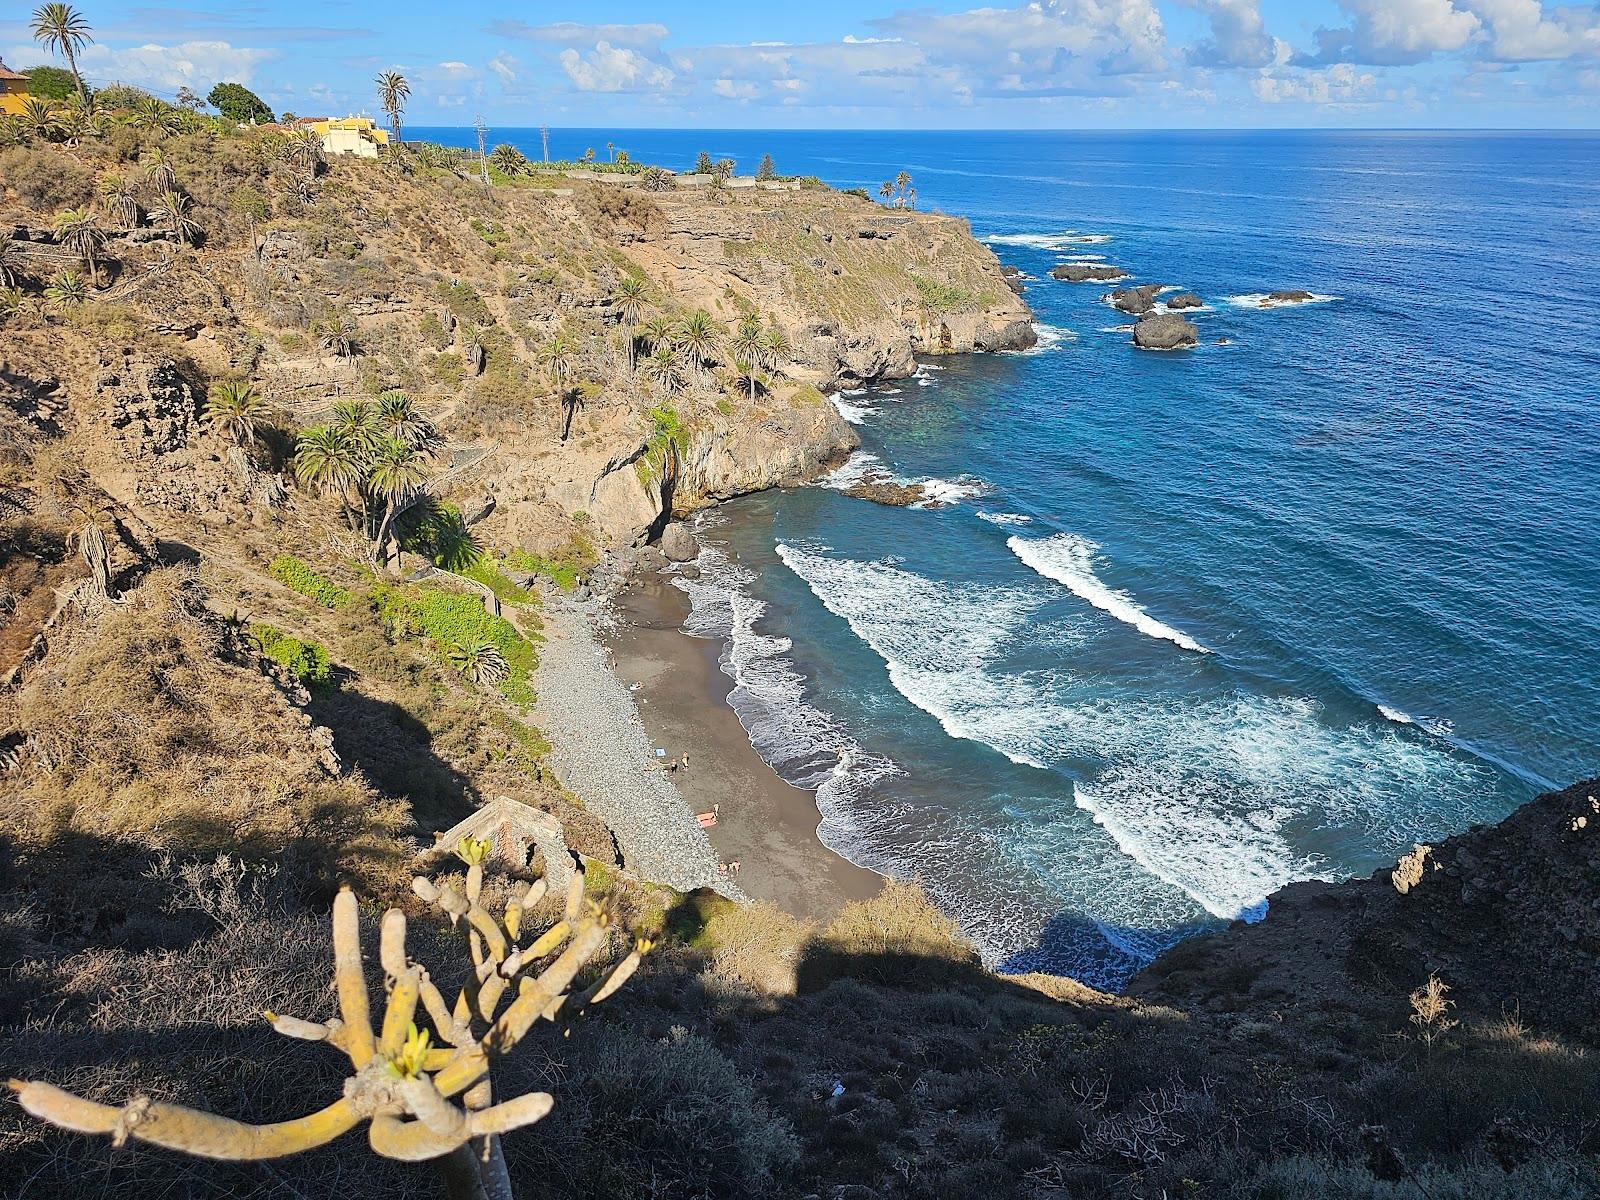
[416,128,1600,988]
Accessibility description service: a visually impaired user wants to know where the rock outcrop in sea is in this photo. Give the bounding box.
[1107,284,1164,314]
[1052,262,1126,283]
[1132,312,1199,350]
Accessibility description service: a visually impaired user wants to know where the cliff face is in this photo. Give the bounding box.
[1130,777,1600,1039]
[2,152,1027,557]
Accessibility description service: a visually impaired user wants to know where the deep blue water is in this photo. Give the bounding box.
[419,129,1600,987]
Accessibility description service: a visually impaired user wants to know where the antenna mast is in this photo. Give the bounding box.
[540,124,550,163]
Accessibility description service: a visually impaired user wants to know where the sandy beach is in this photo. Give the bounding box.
[605,572,883,921]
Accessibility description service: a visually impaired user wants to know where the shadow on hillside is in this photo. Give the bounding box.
[3,861,1599,1200]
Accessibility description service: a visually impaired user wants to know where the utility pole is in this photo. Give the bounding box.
[540,124,550,163]
[474,115,490,186]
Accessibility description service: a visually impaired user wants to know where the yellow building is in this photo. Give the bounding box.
[0,59,30,117]
[302,116,390,158]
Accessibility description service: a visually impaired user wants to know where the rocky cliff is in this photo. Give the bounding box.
[1131,777,1600,1039]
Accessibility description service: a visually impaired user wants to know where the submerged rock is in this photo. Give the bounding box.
[843,478,942,508]
[1132,312,1199,350]
[1052,262,1126,283]
[1266,289,1315,304]
[1108,284,1163,315]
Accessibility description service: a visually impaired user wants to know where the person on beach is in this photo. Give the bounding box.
[728,859,741,875]
[679,753,690,773]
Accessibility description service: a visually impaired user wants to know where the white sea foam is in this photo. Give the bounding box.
[977,510,1033,527]
[1097,324,1137,334]
[772,545,1500,926]
[1004,323,1076,355]
[917,475,990,506]
[831,395,874,424]
[818,450,886,489]
[1007,534,1209,655]
[1226,292,1339,310]
[819,453,987,510]
[983,232,1113,249]
[674,540,901,825]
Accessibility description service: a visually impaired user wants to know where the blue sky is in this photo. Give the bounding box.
[3,1,1598,127]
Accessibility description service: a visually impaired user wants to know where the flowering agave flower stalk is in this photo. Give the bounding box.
[11,842,651,1200]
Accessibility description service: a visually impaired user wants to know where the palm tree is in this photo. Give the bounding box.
[52,206,104,283]
[606,140,615,162]
[314,311,358,357]
[878,180,894,204]
[375,71,410,145]
[150,189,200,246]
[18,96,60,142]
[142,153,177,196]
[894,170,912,207]
[642,346,683,396]
[100,174,141,229]
[906,186,917,211]
[542,335,581,440]
[204,381,267,446]
[729,314,767,402]
[130,94,178,133]
[43,270,86,309]
[678,309,720,386]
[292,425,363,499]
[282,128,323,182]
[449,636,509,686]
[330,397,380,450]
[366,435,430,568]
[375,390,441,451]
[641,314,677,359]
[763,320,792,374]
[612,275,648,371]
[30,4,92,105]
[488,143,526,176]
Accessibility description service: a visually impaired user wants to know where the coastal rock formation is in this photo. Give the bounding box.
[842,478,939,508]
[1131,777,1600,1037]
[1266,288,1315,304]
[1107,284,1163,314]
[1166,291,1203,309]
[1132,312,1199,350]
[999,264,1025,294]
[659,521,697,562]
[1052,262,1126,283]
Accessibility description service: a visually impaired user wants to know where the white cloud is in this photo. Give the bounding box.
[67,39,277,93]
[1252,61,1378,103]
[489,21,669,50]
[1184,0,1290,68]
[1461,0,1600,61]
[1310,0,1481,65]
[559,41,675,92]
[712,77,760,100]
[488,52,519,84]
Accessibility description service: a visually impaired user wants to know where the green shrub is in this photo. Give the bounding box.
[371,581,538,706]
[269,556,352,609]
[434,280,491,326]
[505,531,597,592]
[911,274,973,312]
[461,558,531,605]
[250,624,332,689]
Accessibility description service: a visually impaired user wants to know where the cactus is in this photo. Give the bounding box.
[10,855,644,1200]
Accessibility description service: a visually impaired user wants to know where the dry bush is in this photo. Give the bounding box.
[2,147,96,212]
[704,901,814,995]
[587,187,662,232]
[805,880,980,988]
[6,568,410,890]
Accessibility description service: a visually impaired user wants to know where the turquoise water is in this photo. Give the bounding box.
[421,129,1600,987]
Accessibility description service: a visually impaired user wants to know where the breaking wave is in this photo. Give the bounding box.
[1007,533,1209,654]
[1226,292,1339,309]
[983,232,1114,250]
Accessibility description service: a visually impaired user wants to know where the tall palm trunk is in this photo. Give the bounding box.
[64,43,86,104]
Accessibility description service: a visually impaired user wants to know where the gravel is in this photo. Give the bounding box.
[534,594,741,899]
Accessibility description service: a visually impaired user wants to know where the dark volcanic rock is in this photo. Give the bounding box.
[1052,262,1126,283]
[1107,284,1163,314]
[843,478,940,508]
[1166,292,1202,310]
[999,265,1026,295]
[1129,777,1600,1039]
[1266,289,1314,304]
[1132,312,1198,350]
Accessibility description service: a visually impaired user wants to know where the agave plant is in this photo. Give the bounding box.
[461,324,487,376]
[42,270,87,309]
[203,380,268,446]
[0,287,32,322]
[129,94,179,134]
[141,153,178,195]
[0,238,20,288]
[449,636,509,687]
[150,188,200,246]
